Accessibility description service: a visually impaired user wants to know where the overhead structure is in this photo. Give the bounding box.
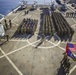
[61,3,67,11]
[32,1,37,10]
[56,0,61,5]
[20,0,28,9]
[63,0,66,3]
[50,2,56,11]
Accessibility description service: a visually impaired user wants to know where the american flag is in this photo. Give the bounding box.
[66,43,76,59]
[67,43,76,52]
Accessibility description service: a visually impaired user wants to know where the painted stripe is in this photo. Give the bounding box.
[69,65,76,75]
[0,38,41,59]
[0,48,23,75]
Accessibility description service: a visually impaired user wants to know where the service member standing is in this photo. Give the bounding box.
[4,19,8,29]
[6,35,9,41]
[9,20,12,28]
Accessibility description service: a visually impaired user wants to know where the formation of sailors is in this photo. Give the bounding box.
[43,8,50,15]
[51,12,74,38]
[17,18,38,34]
[66,12,76,18]
[42,8,55,36]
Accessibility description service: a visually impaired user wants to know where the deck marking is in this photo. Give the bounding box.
[12,11,23,22]
[27,34,61,49]
[0,55,5,59]
[0,48,23,75]
[69,65,76,75]
[12,22,19,26]
[47,40,65,50]
[0,39,41,59]
[71,18,76,24]
[71,24,76,27]
[9,39,26,42]
[67,6,75,12]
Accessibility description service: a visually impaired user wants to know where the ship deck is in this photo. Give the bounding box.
[0,5,76,75]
